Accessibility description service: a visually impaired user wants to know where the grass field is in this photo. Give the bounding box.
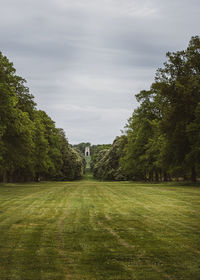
[0,177,200,280]
[85,156,91,170]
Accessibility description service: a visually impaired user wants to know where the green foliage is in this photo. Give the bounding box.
[90,143,112,157]
[60,144,85,180]
[73,142,91,154]
[92,36,200,182]
[90,144,112,171]
[0,52,84,182]
[92,136,127,180]
[121,36,200,182]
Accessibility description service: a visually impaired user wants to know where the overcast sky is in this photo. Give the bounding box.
[1,0,200,144]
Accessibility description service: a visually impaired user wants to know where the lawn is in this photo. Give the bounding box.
[85,155,91,170]
[0,178,199,280]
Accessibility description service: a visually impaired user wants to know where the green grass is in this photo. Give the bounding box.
[0,179,200,280]
[85,155,91,170]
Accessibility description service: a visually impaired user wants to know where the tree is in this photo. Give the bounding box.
[73,142,91,155]
[0,51,85,182]
[92,136,127,180]
[120,36,200,182]
[152,36,200,181]
[0,52,35,181]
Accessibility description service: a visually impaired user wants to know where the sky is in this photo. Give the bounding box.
[1,0,200,144]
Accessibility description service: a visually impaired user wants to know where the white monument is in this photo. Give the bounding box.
[85,146,90,156]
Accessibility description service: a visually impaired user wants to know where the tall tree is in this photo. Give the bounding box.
[0,52,85,182]
[120,36,200,182]
[152,36,200,181]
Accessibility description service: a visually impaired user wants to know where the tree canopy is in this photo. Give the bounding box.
[92,36,200,182]
[0,52,85,182]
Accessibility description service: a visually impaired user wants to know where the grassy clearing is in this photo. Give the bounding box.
[0,179,199,280]
[85,156,91,170]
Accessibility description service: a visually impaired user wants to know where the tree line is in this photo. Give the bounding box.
[91,36,200,182]
[0,52,85,182]
[73,142,111,157]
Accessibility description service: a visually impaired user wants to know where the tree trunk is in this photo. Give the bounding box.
[149,171,153,182]
[159,171,162,182]
[3,171,7,183]
[191,166,196,182]
[155,171,159,182]
[163,172,168,182]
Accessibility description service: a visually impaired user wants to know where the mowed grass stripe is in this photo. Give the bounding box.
[0,183,77,279]
[0,180,200,280]
[96,183,200,279]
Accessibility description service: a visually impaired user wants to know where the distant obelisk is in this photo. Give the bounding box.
[85,146,90,157]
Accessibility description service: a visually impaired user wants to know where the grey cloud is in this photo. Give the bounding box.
[1,0,200,144]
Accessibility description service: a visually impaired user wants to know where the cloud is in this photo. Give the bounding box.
[50,104,132,144]
[0,0,200,144]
